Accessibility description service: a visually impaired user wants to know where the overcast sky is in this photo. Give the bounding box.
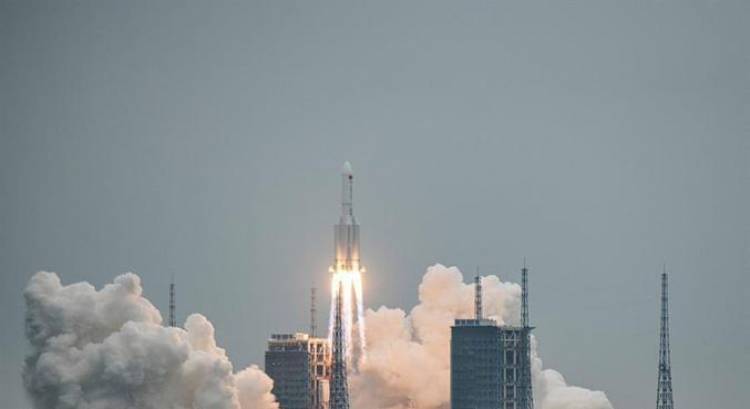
[1,1,748,409]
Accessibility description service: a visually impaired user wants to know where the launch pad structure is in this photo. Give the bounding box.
[265,333,331,409]
[329,281,350,409]
[656,270,674,409]
[451,265,535,409]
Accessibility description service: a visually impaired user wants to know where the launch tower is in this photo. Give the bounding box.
[656,270,674,409]
[329,281,350,409]
[169,275,176,327]
[519,261,534,409]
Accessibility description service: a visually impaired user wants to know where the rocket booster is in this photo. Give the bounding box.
[334,161,361,273]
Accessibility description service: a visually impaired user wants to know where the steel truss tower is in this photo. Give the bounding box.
[656,270,674,409]
[330,282,350,409]
[169,276,176,327]
[474,273,483,320]
[519,260,535,409]
[311,287,317,337]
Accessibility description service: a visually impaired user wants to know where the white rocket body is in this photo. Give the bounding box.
[334,161,361,273]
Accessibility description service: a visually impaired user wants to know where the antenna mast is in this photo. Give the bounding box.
[474,268,483,320]
[656,268,674,409]
[169,275,176,327]
[520,259,534,409]
[522,258,529,328]
[310,287,317,337]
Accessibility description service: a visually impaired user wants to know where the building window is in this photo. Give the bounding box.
[505,350,515,365]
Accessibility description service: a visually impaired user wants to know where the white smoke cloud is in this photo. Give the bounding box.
[351,264,614,409]
[23,271,278,409]
[23,265,613,409]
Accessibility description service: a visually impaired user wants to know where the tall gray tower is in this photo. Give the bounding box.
[329,282,350,409]
[519,261,534,409]
[310,287,317,338]
[169,276,176,327]
[656,270,674,409]
[474,273,483,320]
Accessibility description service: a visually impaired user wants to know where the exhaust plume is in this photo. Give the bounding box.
[351,264,613,409]
[23,271,278,409]
[22,265,613,409]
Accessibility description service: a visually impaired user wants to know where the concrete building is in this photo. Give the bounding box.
[450,269,534,409]
[451,318,504,409]
[265,333,331,409]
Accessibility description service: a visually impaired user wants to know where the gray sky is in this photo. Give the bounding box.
[1,1,748,408]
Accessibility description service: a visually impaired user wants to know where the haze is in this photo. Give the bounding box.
[1,2,748,409]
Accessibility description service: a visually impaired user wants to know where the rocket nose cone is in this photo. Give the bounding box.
[341,161,353,176]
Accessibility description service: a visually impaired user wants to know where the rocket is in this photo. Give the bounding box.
[334,161,362,273]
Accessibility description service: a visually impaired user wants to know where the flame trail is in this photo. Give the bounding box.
[329,270,366,368]
[353,272,367,362]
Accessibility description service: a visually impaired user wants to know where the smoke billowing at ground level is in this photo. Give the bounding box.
[23,272,278,409]
[352,264,613,409]
[23,265,612,409]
